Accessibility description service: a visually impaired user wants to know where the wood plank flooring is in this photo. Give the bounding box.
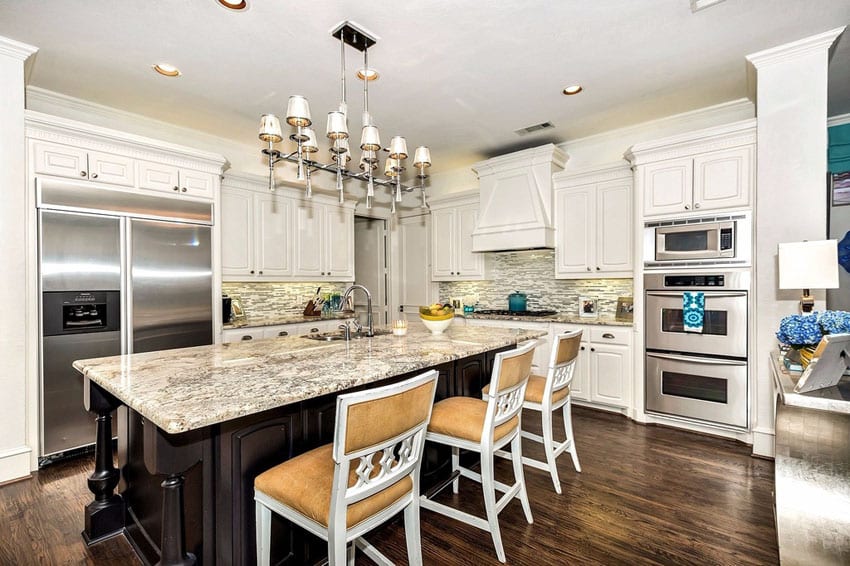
[0,407,778,565]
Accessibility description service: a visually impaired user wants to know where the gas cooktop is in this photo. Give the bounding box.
[473,309,558,317]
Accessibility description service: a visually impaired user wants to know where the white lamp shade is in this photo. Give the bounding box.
[330,138,349,155]
[361,149,378,164]
[326,111,349,140]
[258,114,283,143]
[300,127,319,153]
[388,136,408,160]
[413,146,431,168]
[286,95,312,127]
[778,240,839,289]
[384,157,402,177]
[360,125,381,151]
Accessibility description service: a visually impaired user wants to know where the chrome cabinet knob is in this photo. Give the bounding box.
[173,186,180,191]
[590,347,596,352]
[250,270,255,274]
[684,204,690,210]
[241,335,253,341]
[694,202,701,209]
[80,171,87,177]
[596,266,601,271]
[91,173,98,179]
[580,346,585,351]
[278,331,288,336]
[258,270,263,275]
[310,327,319,333]
[586,267,591,271]
[181,187,187,193]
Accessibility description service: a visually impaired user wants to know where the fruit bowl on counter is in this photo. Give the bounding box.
[419,304,454,334]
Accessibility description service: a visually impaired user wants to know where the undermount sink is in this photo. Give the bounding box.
[301,328,393,341]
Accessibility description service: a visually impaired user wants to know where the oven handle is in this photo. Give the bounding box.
[646,352,747,366]
[645,291,747,299]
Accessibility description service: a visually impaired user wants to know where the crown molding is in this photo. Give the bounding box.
[746,26,846,69]
[553,161,632,188]
[624,118,756,165]
[472,144,568,175]
[428,188,479,209]
[828,113,850,128]
[0,36,38,61]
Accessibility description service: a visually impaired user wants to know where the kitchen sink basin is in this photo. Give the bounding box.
[301,328,393,341]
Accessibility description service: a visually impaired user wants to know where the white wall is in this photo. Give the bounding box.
[746,27,846,457]
[0,36,38,482]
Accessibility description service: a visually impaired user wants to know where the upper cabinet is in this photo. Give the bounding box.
[429,192,489,281]
[553,164,633,279]
[137,160,216,199]
[626,119,756,219]
[33,141,135,187]
[221,172,354,282]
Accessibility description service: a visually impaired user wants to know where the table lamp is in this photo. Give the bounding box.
[778,239,839,313]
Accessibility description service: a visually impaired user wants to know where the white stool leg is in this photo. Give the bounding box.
[347,541,355,565]
[541,406,562,494]
[403,498,424,566]
[451,446,460,494]
[511,434,534,524]
[255,502,271,566]
[328,526,347,566]
[480,450,506,563]
[563,400,581,472]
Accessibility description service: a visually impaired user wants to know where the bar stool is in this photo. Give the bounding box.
[420,341,536,563]
[493,329,582,494]
[254,369,439,566]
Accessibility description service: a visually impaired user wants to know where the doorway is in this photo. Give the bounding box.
[354,216,388,325]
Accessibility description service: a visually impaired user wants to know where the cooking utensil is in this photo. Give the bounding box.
[508,291,527,312]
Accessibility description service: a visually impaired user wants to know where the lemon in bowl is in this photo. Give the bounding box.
[419,304,454,334]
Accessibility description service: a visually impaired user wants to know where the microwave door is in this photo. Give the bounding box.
[656,225,720,261]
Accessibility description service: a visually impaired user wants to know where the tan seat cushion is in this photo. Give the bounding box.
[255,444,412,528]
[482,375,570,405]
[428,397,518,443]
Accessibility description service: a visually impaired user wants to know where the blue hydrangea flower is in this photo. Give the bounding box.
[776,310,850,348]
[817,310,850,334]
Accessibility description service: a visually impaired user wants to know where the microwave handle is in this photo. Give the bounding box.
[645,291,747,299]
[646,352,747,366]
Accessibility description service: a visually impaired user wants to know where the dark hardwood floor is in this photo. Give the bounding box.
[0,407,778,565]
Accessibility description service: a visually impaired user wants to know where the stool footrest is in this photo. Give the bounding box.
[419,496,489,532]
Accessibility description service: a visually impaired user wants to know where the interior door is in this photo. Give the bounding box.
[354,216,388,326]
[399,213,436,319]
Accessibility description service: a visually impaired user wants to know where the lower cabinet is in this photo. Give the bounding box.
[221,319,349,343]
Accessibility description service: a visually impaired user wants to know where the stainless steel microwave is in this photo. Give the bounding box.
[643,213,752,268]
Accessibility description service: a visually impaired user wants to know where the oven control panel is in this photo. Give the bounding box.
[663,274,725,287]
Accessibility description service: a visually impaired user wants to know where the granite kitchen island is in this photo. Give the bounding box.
[73,325,545,566]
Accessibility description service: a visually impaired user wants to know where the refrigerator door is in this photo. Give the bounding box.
[40,210,121,292]
[129,218,213,353]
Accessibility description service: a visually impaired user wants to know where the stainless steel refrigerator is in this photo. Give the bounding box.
[37,178,213,464]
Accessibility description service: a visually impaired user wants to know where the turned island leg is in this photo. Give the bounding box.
[158,474,195,566]
[82,378,124,544]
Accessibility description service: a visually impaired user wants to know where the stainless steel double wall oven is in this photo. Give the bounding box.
[644,271,749,428]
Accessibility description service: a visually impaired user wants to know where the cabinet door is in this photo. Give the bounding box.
[33,141,88,180]
[589,343,630,407]
[595,180,633,274]
[221,188,254,278]
[254,193,292,278]
[692,146,751,212]
[643,158,693,217]
[430,208,456,280]
[137,160,181,194]
[88,151,135,186]
[554,186,594,277]
[570,341,591,401]
[179,169,215,199]
[293,203,325,278]
[456,205,484,279]
[324,205,355,280]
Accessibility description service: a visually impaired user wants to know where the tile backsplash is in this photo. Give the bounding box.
[438,250,633,316]
[222,281,351,318]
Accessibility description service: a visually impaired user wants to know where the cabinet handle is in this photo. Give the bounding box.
[327,272,331,276]
[684,205,690,210]
[241,335,253,341]
[173,186,180,192]
[602,333,615,339]
[590,347,596,352]
[250,270,255,274]
[580,346,586,351]
[258,270,263,275]
[80,171,87,177]
[181,187,187,193]
[278,331,289,337]
[694,202,700,209]
[586,267,591,272]
[91,173,98,179]
[596,266,600,271]
[310,327,319,333]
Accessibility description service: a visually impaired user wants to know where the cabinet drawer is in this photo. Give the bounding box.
[589,326,632,345]
[222,329,264,343]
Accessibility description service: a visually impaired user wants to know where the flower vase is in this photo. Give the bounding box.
[798,345,817,369]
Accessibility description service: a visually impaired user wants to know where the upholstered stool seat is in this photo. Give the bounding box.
[420,341,536,563]
[255,370,438,566]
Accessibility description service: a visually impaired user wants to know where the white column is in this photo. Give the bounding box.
[0,36,38,482]
[746,27,845,458]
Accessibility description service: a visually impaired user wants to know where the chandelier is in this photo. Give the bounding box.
[258,21,431,212]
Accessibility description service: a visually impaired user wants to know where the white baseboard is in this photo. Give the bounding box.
[0,445,33,484]
[751,428,775,458]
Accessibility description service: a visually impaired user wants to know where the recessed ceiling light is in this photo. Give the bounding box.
[216,0,248,10]
[562,85,583,95]
[356,67,380,81]
[152,63,181,77]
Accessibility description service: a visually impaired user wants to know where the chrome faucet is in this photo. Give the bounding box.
[340,284,374,337]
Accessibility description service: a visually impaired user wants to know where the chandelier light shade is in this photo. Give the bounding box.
[285,95,312,127]
[258,20,431,212]
[258,114,283,143]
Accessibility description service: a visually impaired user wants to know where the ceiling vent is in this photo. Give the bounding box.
[514,122,555,136]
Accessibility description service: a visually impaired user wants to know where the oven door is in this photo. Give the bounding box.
[645,351,747,428]
[644,290,747,358]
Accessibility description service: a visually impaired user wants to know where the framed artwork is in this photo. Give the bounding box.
[831,171,850,206]
[616,296,634,322]
[579,296,598,318]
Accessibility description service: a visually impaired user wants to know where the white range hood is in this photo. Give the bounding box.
[471,144,568,252]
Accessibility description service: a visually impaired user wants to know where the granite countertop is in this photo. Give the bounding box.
[460,312,633,326]
[770,352,850,414]
[224,312,353,329]
[74,326,546,435]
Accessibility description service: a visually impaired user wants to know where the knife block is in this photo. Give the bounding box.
[303,300,322,317]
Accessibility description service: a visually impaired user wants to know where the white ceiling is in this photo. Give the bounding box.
[1,1,849,173]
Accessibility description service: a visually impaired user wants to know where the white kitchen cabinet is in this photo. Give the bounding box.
[33,140,135,187]
[429,193,488,281]
[553,165,633,279]
[293,201,355,280]
[627,120,756,219]
[221,188,293,279]
[221,318,353,343]
[137,160,216,198]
